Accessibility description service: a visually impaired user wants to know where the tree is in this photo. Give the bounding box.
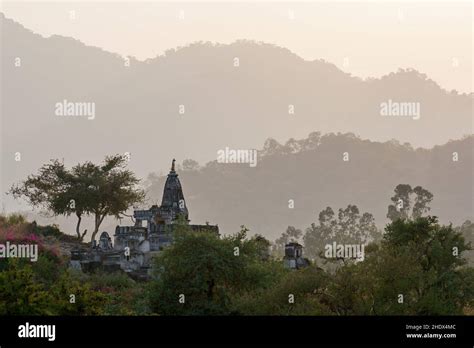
[11,155,145,242]
[282,138,301,154]
[0,259,107,315]
[303,205,381,262]
[250,234,272,261]
[285,226,303,241]
[371,216,473,314]
[48,270,106,315]
[387,184,433,221]
[299,131,321,151]
[232,265,330,315]
[181,159,200,171]
[261,138,283,156]
[74,155,145,243]
[456,220,474,265]
[148,223,280,315]
[0,260,51,315]
[311,216,474,315]
[9,160,88,240]
[412,186,434,218]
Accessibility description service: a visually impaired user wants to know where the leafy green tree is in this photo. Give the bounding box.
[71,155,145,243]
[0,260,52,315]
[351,217,474,315]
[80,271,150,315]
[148,223,280,315]
[250,233,272,261]
[319,262,378,315]
[48,270,107,315]
[0,251,107,315]
[232,265,331,315]
[9,160,86,239]
[11,155,145,242]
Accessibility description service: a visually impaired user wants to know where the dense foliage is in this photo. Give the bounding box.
[0,211,474,315]
[0,185,472,315]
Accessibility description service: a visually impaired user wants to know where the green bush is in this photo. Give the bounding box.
[33,224,64,239]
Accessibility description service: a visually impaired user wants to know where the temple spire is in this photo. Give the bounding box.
[161,158,188,221]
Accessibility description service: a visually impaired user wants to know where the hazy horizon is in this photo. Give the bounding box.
[1,1,472,93]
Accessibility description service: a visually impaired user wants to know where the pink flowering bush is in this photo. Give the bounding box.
[0,215,61,262]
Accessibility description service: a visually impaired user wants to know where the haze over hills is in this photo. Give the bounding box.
[14,133,474,241]
[144,133,473,240]
[1,14,472,239]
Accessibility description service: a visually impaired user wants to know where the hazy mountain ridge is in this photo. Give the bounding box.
[144,132,473,239]
[13,133,473,240]
[1,14,472,239]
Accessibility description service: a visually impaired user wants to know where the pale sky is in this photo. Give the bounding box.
[1,1,472,93]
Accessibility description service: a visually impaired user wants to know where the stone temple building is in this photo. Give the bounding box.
[70,159,219,280]
[283,242,310,270]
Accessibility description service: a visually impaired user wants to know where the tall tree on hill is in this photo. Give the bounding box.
[387,184,433,221]
[10,155,144,242]
[68,155,145,243]
[9,160,89,240]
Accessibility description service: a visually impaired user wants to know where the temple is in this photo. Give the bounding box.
[70,159,219,280]
[283,242,310,270]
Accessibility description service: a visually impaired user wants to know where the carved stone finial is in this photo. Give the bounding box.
[171,158,176,171]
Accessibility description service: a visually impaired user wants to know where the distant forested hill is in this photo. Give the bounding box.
[2,12,472,203]
[146,133,473,239]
